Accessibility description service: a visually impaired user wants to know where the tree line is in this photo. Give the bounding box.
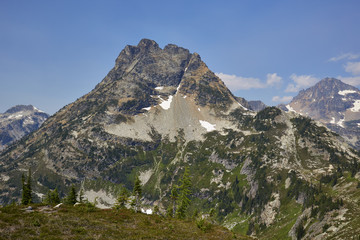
[20,166,193,219]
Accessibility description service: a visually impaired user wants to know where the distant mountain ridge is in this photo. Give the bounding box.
[285,77,360,149]
[248,100,267,112]
[0,105,49,151]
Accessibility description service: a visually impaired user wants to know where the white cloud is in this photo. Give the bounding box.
[216,73,266,90]
[272,96,293,103]
[266,73,282,86]
[216,72,282,91]
[337,76,360,86]
[285,74,319,92]
[329,53,360,62]
[344,62,360,75]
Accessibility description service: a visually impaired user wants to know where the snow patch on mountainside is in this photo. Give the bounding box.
[238,103,248,110]
[338,90,357,96]
[159,95,173,110]
[286,104,296,113]
[8,114,23,119]
[337,118,345,128]
[350,100,360,112]
[199,120,216,132]
[141,208,153,214]
[23,117,35,126]
[34,106,45,113]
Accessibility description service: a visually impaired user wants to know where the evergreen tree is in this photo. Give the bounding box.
[21,173,26,205]
[133,175,142,212]
[115,187,129,209]
[170,185,178,217]
[43,189,52,204]
[65,185,77,205]
[26,169,32,204]
[176,167,192,219]
[21,169,32,205]
[43,188,60,205]
[52,188,60,204]
[166,205,173,217]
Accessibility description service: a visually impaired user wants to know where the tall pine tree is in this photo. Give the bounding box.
[176,167,192,219]
[65,185,77,205]
[133,175,142,212]
[21,169,32,205]
[115,187,129,209]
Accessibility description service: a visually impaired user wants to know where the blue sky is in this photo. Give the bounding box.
[1,0,360,114]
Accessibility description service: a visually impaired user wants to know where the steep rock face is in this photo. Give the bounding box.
[286,78,360,149]
[0,41,360,239]
[0,105,49,151]
[0,38,246,194]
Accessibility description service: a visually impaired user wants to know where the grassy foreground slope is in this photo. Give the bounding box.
[0,204,250,240]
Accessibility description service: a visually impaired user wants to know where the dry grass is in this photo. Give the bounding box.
[0,204,251,240]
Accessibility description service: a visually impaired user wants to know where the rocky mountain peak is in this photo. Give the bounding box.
[293,78,357,102]
[30,39,242,147]
[0,105,49,151]
[89,39,238,115]
[4,105,39,114]
[286,77,360,149]
[137,38,160,50]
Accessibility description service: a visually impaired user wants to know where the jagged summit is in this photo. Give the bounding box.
[92,39,234,104]
[111,38,191,87]
[46,39,243,143]
[286,77,360,149]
